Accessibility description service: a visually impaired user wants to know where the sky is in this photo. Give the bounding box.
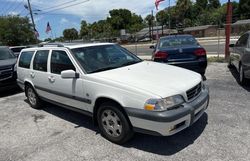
[0,0,239,40]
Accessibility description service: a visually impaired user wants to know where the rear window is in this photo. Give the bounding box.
[33,50,49,72]
[159,36,198,48]
[18,51,34,69]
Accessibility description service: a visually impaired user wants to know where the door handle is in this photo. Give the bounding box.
[48,76,55,83]
[30,72,35,78]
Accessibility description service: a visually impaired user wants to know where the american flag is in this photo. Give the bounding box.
[46,22,51,34]
[155,0,165,10]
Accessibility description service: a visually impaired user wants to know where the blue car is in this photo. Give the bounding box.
[151,35,207,75]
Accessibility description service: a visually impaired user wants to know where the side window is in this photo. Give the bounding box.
[18,51,34,68]
[238,34,249,47]
[51,50,75,74]
[33,50,49,72]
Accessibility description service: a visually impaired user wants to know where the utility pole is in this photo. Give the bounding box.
[168,0,171,35]
[225,0,232,60]
[151,10,154,41]
[27,0,37,41]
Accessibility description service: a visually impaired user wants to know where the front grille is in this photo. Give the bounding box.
[186,82,202,101]
[0,66,13,81]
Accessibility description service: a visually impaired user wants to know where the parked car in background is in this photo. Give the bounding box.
[17,43,209,144]
[150,35,207,76]
[9,46,26,57]
[228,31,250,85]
[0,46,17,90]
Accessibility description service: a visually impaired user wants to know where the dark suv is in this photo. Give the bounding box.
[0,46,17,90]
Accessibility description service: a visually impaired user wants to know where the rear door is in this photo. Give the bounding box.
[31,50,51,99]
[47,49,90,111]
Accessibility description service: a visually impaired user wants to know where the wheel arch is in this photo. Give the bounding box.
[93,97,132,127]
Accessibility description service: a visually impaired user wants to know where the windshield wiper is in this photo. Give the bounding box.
[120,60,141,67]
[89,66,118,73]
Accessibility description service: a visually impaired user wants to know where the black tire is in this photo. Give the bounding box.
[228,57,233,68]
[25,85,43,109]
[239,64,247,85]
[97,102,134,144]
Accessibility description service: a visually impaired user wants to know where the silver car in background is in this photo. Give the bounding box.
[229,31,250,85]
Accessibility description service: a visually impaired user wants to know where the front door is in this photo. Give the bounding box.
[47,49,90,112]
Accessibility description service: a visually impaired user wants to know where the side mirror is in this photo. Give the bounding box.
[229,44,235,48]
[61,70,79,79]
[149,45,155,49]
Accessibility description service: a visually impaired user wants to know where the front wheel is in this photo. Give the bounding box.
[97,102,133,144]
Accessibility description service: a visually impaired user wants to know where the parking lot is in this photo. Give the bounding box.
[0,63,250,161]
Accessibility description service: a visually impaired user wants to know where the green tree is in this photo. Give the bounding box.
[107,9,132,30]
[145,14,154,39]
[239,0,250,19]
[0,16,36,46]
[156,10,169,34]
[129,13,144,33]
[63,28,78,41]
[208,0,221,9]
[196,0,208,9]
[80,20,89,39]
[175,0,192,25]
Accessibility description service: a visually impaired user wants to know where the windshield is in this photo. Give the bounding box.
[0,48,15,60]
[71,44,142,74]
[159,36,198,49]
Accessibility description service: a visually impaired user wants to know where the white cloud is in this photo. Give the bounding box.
[28,0,165,22]
[34,15,44,23]
[60,18,69,24]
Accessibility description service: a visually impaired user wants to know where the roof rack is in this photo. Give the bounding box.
[38,43,65,47]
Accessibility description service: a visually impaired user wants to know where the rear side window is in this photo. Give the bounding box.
[51,50,75,74]
[19,51,34,68]
[33,50,49,72]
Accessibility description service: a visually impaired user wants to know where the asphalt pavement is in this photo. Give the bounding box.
[0,63,250,161]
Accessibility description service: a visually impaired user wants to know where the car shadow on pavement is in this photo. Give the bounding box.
[229,67,250,92]
[41,102,98,131]
[124,113,208,156]
[0,86,22,98]
[37,101,207,156]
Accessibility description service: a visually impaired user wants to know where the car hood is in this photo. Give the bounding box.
[0,58,16,67]
[92,61,202,98]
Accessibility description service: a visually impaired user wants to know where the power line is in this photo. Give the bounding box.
[1,1,14,15]
[37,0,90,15]
[36,0,82,11]
[4,0,19,15]
[8,0,25,15]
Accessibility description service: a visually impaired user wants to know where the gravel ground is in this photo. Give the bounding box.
[0,63,250,161]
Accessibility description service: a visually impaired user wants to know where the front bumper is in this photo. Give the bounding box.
[126,86,209,136]
[0,72,17,90]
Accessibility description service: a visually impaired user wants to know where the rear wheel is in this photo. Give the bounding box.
[25,85,42,109]
[97,102,133,144]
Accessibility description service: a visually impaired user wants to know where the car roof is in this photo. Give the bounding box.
[21,42,115,52]
[160,34,194,39]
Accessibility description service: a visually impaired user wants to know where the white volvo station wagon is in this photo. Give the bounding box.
[17,43,209,144]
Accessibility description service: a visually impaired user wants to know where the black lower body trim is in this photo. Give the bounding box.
[35,85,92,104]
[40,96,93,117]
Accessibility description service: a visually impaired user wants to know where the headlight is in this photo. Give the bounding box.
[144,95,184,111]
